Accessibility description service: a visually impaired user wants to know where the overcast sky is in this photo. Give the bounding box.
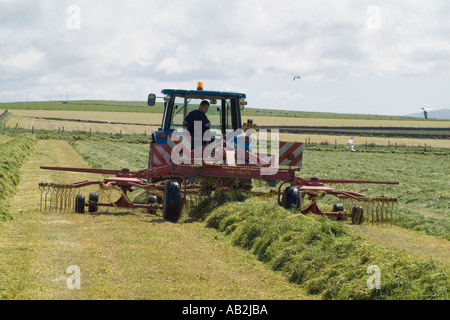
[1,0,449,115]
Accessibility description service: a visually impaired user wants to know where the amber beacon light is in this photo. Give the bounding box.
[197,82,203,90]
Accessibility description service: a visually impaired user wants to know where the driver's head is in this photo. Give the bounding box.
[199,100,210,113]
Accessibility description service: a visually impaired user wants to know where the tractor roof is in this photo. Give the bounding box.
[161,89,246,100]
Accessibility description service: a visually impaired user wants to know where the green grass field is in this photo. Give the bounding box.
[0,100,449,299]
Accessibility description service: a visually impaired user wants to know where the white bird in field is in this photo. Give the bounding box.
[293,76,301,81]
[421,104,433,119]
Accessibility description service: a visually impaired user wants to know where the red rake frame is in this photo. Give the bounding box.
[40,162,398,218]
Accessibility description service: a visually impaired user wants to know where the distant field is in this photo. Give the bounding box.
[0,100,164,113]
[7,116,159,136]
[6,110,162,125]
[5,109,450,128]
[242,115,450,128]
[2,100,449,122]
[4,109,450,148]
[278,133,450,149]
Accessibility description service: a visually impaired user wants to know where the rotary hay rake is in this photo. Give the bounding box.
[38,86,399,224]
[39,158,399,224]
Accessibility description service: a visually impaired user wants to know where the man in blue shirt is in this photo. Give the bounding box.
[183,100,211,144]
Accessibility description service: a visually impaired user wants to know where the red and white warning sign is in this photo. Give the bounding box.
[278,142,303,167]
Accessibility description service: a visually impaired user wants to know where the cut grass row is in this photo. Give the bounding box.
[0,134,37,220]
[202,194,449,300]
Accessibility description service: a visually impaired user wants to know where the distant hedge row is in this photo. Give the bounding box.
[205,196,449,300]
[0,134,37,219]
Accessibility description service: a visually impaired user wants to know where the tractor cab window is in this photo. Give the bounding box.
[169,96,234,135]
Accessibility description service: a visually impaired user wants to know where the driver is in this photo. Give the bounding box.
[183,100,211,146]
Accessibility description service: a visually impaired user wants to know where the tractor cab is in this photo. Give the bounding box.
[147,84,250,168]
[148,86,247,141]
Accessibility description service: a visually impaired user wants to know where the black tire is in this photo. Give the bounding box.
[146,194,158,215]
[351,205,364,225]
[281,186,301,211]
[88,193,99,213]
[333,203,345,221]
[163,180,183,222]
[75,194,85,214]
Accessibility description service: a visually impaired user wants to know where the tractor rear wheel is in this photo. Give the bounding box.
[351,205,364,224]
[88,193,99,213]
[163,180,183,222]
[75,194,85,214]
[282,186,301,211]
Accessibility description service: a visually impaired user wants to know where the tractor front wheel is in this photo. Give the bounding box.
[282,186,301,211]
[75,194,85,214]
[163,180,183,222]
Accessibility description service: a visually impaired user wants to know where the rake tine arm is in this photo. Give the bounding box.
[330,191,366,200]
[40,166,139,177]
[72,180,102,188]
[293,176,398,186]
[312,178,399,185]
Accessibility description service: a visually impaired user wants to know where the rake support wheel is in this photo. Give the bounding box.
[351,205,364,225]
[75,194,85,214]
[88,193,99,213]
[146,194,158,215]
[333,203,345,221]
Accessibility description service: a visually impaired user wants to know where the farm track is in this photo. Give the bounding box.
[0,140,309,299]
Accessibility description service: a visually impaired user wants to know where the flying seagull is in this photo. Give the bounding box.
[293,76,301,81]
[421,104,433,119]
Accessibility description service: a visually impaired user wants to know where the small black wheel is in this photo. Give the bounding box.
[75,194,85,214]
[163,180,183,222]
[351,205,364,224]
[146,194,158,215]
[88,193,99,213]
[281,186,301,211]
[333,203,345,221]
